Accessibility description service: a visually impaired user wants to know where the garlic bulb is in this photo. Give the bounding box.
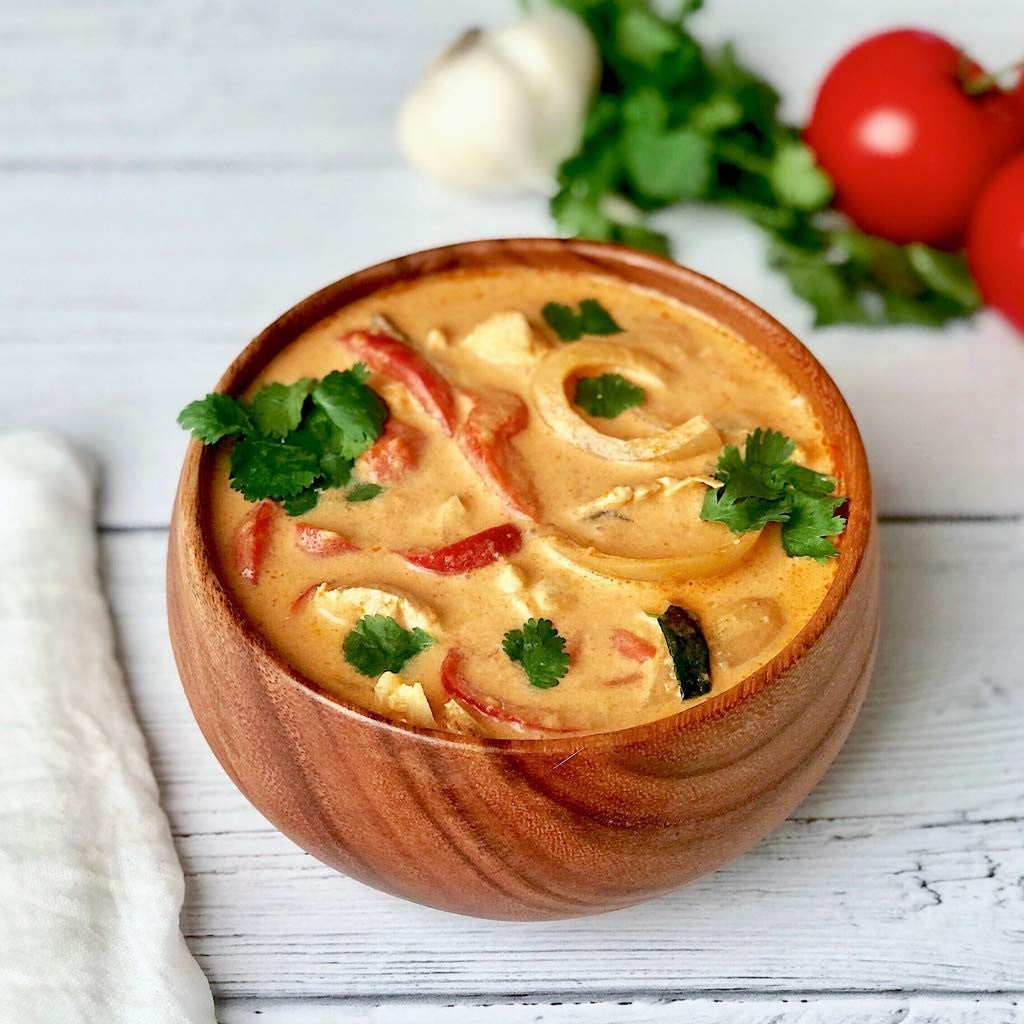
[396,8,599,193]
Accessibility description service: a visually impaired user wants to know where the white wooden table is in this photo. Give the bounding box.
[4,1,1023,1020]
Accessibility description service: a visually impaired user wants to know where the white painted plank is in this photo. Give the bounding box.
[4,0,1022,165]
[101,522,1024,998]
[4,168,1023,528]
[217,995,1024,1024]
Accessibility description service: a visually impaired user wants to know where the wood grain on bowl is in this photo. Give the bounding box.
[168,238,878,920]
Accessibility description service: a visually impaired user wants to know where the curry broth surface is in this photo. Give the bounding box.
[209,267,838,737]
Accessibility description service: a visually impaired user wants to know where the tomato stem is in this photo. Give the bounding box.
[958,54,1024,96]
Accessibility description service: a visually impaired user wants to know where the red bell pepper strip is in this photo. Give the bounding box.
[456,389,540,519]
[611,628,657,663]
[294,523,359,557]
[400,523,522,574]
[340,329,456,436]
[288,581,322,616]
[440,650,573,735]
[231,500,279,584]
[356,418,423,484]
[603,671,644,688]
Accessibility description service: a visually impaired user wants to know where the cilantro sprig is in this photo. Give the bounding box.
[502,618,571,689]
[542,298,623,340]
[343,614,436,677]
[700,428,847,562]
[549,0,980,327]
[177,365,388,515]
[574,372,645,418]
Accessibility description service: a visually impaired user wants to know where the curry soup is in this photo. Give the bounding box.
[202,266,842,738]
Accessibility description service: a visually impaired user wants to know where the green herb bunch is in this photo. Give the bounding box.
[548,0,980,326]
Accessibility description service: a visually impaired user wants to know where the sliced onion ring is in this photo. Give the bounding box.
[539,526,761,583]
[531,341,721,461]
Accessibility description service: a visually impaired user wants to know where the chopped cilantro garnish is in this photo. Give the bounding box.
[700,428,847,562]
[502,618,571,689]
[343,614,435,677]
[542,299,623,341]
[548,0,980,327]
[177,394,253,444]
[574,373,645,418]
[177,364,387,510]
[346,482,385,503]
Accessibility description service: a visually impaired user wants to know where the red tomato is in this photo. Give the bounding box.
[400,523,523,574]
[294,523,359,557]
[440,651,572,735]
[457,389,540,519]
[968,153,1024,333]
[806,29,1024,247]
[341,330,456,435]
[611,629,657,663]
[231,500,279,584]
[356,418,423,484]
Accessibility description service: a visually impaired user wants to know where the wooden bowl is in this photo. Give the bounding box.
[168,238,879,921]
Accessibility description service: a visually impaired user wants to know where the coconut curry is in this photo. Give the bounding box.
[182,266,846,738]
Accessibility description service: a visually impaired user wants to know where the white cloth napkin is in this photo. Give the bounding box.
[0,432,215,1024]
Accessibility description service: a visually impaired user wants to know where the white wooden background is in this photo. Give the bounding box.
[3,1,1023,1021]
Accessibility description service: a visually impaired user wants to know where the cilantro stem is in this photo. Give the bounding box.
[714,140,771,176]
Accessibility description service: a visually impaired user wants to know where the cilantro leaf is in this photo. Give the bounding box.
[343,615,435,677]
[574,373,645,418]
[228,437,321,502]
[542,302,585,341]
[346,482,385,503]
[282,487,320,517]
[247,378,315,438]
[625,125,711,202]
[700,427,847,559]
[502,618,571,689]
[578,299,623,335]
[780,490,846,563]
[542,299,623,341]
[177,394,253,444]
[311,366,388,459]
[657,604,712,700]
[769,142,833,212]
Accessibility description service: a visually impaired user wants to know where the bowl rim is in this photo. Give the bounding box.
[180,237,873,755]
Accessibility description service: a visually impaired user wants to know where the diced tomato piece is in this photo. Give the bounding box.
[611,629,657,663]
[456,389,540,519]
[440,650,572,734]
[400,523,522,574]
[294,523,359,557]
[356,418,423,484]
[340,329,456,436]
[289,581,322,616]
[231,500,279,584]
